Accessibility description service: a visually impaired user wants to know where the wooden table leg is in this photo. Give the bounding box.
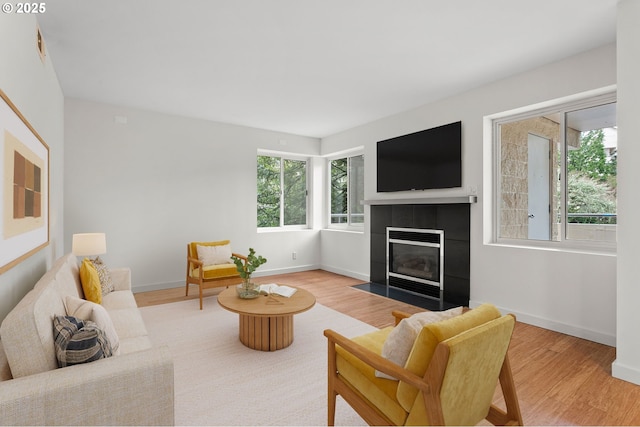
[239,314,294,351]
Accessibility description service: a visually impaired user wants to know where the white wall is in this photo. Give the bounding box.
[612,0,640,385]
[64,99,322,291]
[320,229,368,280]
[321,43,617,346]
[0,14,64,322]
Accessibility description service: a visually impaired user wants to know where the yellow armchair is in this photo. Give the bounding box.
[185,240,247,310]
[324,303,523,426]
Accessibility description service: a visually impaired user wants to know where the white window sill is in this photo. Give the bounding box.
[323,227,364,234]
[257,227,314,233]
[487,239,616,257]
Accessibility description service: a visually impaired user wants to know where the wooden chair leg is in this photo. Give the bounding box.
[328,390,337,426]
[486,353,523,426]
[186,244,191,297]
[499,354,523,425]
[199,284,203,310]
[327,339,337,426]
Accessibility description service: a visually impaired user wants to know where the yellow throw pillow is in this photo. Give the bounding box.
[80,258,102,304]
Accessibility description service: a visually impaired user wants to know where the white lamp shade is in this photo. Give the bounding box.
[72,233,107,257]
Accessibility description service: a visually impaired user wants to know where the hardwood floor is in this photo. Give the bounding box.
[135,269,640,426]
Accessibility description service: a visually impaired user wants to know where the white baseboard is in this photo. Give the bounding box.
[253,264,322,277]
[132,264,323,294]
[133,281,184,293]
[469,299,616,347]
[132,264,368,294]
[612,360,640,386]
[319,265,369,282]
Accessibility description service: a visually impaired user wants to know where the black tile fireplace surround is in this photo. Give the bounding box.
[370,203,470,307]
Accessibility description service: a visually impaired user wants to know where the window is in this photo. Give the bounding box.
[330,154,364,227]
[257,155,308,228]
[494,92,616,248]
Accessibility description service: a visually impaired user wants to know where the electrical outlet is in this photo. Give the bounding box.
[292,252,297,260]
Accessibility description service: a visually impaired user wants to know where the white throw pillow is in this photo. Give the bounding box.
[197,244,233,266]
[375,306,463,380]
[64,295,120,355]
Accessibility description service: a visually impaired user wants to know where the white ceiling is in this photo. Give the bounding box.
[37,0,617,138]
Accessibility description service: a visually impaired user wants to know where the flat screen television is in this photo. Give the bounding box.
[376,121,462,192]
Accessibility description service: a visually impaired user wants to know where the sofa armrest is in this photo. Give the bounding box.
[110,267,131,291]
[0,346,174,426]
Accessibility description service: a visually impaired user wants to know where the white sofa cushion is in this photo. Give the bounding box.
[101,290,139,310]
[118,335,153,354]
[0,341,12,381]
[64,296,120,355]
[0,285,64,378]
[107,308,149,341]
[36,254,84,299]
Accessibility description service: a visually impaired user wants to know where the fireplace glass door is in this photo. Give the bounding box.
[390,242,440,282]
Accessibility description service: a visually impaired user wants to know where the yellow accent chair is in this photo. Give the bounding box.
[324,303,523,426]
[186,240,247,310]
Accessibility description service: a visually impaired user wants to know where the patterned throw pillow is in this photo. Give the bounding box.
[91,256,114,295]
[53,315,113,367]
[375,306,463,380]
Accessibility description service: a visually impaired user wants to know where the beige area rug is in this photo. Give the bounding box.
[140,296,376,426]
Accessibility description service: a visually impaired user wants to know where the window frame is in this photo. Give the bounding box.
[327,150,365,231]
[491,90,617,253]
[256,151,310,230]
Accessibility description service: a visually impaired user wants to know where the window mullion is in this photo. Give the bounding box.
[346,156,351,226]
[494,121,503,243]
[279,158,285,227]
[560,112,568,242]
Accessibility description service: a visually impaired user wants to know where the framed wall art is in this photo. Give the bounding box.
[0,89,49,274]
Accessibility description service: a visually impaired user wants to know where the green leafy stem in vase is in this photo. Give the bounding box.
[231,248,267,284]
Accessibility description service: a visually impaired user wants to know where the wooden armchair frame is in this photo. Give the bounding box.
[185,243,247,310]
[324,310,523,426]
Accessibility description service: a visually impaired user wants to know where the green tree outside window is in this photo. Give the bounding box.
[257,155,307,228]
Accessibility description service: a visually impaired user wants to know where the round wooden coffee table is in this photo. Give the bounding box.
[217,286,316,351]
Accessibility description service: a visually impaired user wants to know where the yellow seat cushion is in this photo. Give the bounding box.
[397,303,501,412]
[191,263,239,280]
[336,327,408,426]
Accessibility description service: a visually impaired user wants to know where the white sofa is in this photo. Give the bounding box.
[0,253,174,425]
